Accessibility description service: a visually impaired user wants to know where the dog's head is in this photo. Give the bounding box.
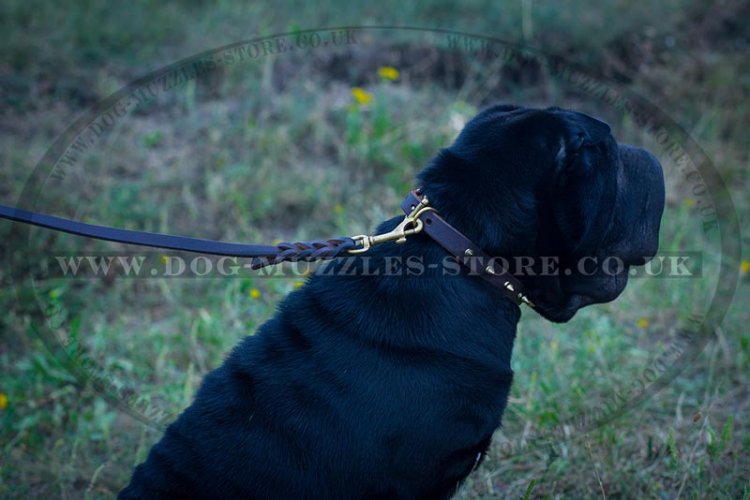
[418,104,665,322]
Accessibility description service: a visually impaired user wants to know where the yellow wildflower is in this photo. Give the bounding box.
[294,280,305,289]
[0,393,7,410]
[741,260,750,274]
[161,255,170,264]
[637,318,650,329]
[334,203,344,214]
[684,197,696,208]
[351,87,373,105]
[249,288,261,299]
[377,66,400,81]
[549,338,559,354]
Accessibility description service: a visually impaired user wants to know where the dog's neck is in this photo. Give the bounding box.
[417,152,544,260]
[309,215,522,369]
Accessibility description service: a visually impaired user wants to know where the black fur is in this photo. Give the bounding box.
[120,105,665,499]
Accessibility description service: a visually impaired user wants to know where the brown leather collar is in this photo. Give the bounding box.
[400,189,534,308]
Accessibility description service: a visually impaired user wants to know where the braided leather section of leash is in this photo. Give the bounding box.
[249,237,356,270]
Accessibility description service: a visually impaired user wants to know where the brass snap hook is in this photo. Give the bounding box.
[348,196,434,254]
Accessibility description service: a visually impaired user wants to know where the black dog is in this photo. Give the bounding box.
[121,105,664,498]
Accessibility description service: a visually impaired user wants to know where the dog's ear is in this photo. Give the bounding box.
[555,111,612,177]
[545,111,618,254]
[562,111,611,148]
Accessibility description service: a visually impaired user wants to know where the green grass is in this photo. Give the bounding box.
[2,2,749,498]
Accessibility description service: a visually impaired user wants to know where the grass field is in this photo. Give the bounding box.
[1,2,749,498]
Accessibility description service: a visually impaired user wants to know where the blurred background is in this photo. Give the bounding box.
[1,1,748,497]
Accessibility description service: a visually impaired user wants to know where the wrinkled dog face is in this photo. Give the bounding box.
[418,104,665,322]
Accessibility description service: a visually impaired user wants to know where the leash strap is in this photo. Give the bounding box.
[0,204,355,268]
[0,192,532,307]
[399,190,534,307]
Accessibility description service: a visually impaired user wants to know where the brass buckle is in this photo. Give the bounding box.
[349,196,434,254]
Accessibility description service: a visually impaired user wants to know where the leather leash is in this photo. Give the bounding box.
[0,189,533,307]
[0,204,355,270]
